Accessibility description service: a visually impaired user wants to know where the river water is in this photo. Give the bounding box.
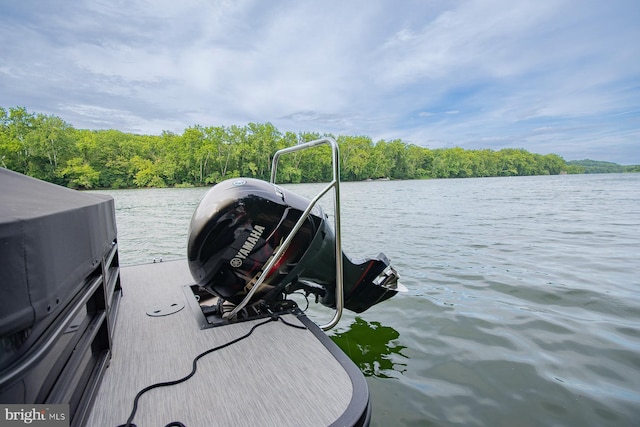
[92,173,640,426]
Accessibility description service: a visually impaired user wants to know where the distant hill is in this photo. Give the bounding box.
[567,160,640,174]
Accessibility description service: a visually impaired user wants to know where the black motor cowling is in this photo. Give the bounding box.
[187,178,402,313]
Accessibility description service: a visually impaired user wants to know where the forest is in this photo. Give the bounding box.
[566,159,640,174]
[1,106,635,189]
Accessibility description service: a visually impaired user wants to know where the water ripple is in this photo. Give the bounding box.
[92,174,640,426]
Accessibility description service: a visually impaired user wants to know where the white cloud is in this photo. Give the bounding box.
[1,0,639,163]
[375,0,559,85]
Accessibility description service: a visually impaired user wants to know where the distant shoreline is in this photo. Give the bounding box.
[2,106,638,190]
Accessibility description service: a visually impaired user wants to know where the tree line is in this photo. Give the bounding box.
[567,159,640,174]
[0,106,631,189]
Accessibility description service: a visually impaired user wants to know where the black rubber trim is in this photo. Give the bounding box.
[295,314,371,427]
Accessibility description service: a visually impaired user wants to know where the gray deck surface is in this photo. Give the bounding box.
[86,260,353,427]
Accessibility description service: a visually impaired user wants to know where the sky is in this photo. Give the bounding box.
[1,0,639,164]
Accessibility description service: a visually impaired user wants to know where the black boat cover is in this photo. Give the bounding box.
[0,168,117,338]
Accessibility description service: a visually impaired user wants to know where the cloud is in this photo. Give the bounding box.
[1,0,639,163]
[376,1,556,84]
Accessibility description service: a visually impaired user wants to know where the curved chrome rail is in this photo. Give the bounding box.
[227,137,343,331]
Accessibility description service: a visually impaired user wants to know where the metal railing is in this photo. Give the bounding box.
[228,137,344,330]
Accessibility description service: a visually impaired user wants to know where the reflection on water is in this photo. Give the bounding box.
[331,317,408,378]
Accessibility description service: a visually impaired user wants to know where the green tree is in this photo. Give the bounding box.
[541,154,566,175]
[2,107,36,175]
[431,147,473,178]
[129,155,166,187]
[29,114,77,183]
[0,107,18,169]
[405,144,432,179]
[366,140,394,178]
[339,135,373,181]
[60,157,100,189]
[294,131,332,182]
[91,130,141,188]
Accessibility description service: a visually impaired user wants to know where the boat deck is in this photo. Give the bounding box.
[86,260,369,426]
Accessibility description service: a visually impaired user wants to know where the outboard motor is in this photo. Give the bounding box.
[187,178,403,315]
